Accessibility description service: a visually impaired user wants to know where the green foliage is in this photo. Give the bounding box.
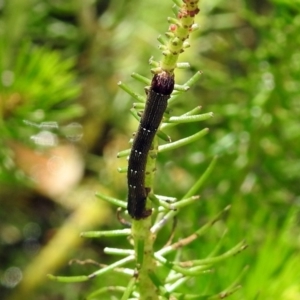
[1,0,300,299]
[0,43,83,184]
[1,44,82,123]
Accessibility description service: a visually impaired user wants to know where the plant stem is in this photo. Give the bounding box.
[132,218,158,300]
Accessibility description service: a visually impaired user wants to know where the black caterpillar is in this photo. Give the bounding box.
[127,72,175,219]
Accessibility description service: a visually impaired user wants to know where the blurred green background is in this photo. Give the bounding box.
[1,0,300,299]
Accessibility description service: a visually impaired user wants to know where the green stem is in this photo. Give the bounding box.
[132,219,158,300]
[128,1,201,298]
